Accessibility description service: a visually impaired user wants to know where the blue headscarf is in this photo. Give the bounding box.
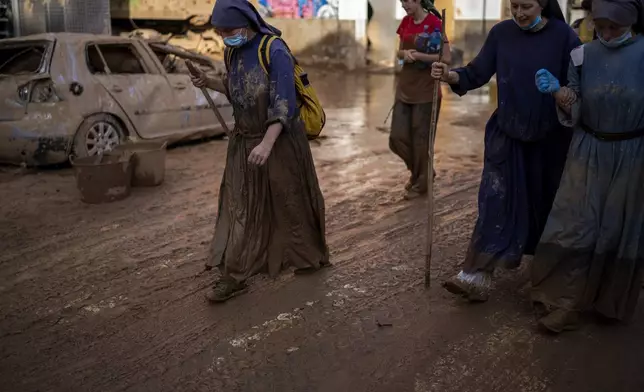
[210,0,282,37]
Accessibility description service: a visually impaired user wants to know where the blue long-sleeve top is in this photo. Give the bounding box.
[227,33,297,130]
[450,19,581,141]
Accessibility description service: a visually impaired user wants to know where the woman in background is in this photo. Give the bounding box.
[571,0,597,43]
[390,0,451,200]
[431,0,580,301]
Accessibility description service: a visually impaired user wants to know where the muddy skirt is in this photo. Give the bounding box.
[207,128,329,283]
[389,99,440,194]
[531,131,644,321]
[462,114,570,273]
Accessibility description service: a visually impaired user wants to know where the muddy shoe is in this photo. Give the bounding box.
[442,271,491,302]
[205,279,248,303]
[537,309,580,334]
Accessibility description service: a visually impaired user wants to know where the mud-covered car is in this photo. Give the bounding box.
[0,33,233,166]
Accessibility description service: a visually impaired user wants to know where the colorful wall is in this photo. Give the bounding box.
[257,0,339,19]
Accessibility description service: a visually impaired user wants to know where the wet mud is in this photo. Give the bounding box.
[1,72,644,392]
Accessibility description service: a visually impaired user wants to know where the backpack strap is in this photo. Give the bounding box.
[224,47,234,72]
[257,35,278,75]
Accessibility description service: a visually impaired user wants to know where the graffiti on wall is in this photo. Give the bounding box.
[257,0,339,19]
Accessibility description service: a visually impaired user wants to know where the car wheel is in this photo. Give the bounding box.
[72,114,125,158]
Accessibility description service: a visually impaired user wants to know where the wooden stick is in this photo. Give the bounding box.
[425,8,446,288]
[185,60,231,136]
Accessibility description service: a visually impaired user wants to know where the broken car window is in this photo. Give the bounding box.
[86,43,147,75]
[0,44,48,75]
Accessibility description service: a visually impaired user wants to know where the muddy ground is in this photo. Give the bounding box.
[1,72,643,392]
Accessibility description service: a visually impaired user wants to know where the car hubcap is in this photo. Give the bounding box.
[86,122,119,156]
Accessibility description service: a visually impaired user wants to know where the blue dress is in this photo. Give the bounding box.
[449,19,580,272]
[207,33,329,282]
[532,35,644,322]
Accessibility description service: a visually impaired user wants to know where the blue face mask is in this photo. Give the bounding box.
[223,31,248,48]
[598,30,633,48]
[513,15,542,30]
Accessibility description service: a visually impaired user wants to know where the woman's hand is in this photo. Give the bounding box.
[554,87,577,108]
[190,67,208,89]
[248,141,273,166]
[403,50,417,63]
[431,62,452,82]
[535,69,560,94]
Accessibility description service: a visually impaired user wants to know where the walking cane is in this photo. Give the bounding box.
[425,8,447,288]
[185,60,231,136]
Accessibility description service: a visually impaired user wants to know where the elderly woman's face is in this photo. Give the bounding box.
[510,0,543,28]
[594,18,631,41]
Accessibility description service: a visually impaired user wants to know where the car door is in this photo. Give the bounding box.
[86,40,182,139]
[146,43,233,136]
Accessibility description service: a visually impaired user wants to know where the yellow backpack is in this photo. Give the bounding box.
[225,35,326,140]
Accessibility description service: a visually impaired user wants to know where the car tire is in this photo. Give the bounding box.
[72,114,126,158]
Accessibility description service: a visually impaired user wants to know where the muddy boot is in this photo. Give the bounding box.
[442,270,491,302]
[205,278,248,303]
[537,309,580,334]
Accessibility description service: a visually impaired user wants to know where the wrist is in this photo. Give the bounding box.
[261,138,275,148]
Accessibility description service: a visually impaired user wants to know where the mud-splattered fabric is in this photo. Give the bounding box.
[448,19,579,273]
[531,36,644,323]
[206,33,329,282]
[389,100,440,194]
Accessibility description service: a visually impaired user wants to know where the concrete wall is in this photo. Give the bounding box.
[451,19,499,62]
[267,18,366,70]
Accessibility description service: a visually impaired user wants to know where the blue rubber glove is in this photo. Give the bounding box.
[535,69,560,93]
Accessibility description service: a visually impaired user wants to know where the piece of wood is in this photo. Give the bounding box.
[425,8,447,288]
[186,60,231,136]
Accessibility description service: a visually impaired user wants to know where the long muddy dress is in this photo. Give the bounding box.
[443,19,580,299]
[206,33,329,285]
[531,36,644,331]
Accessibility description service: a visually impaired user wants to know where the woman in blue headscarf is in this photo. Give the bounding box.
[532,0,644,333]
[191,0,329,303]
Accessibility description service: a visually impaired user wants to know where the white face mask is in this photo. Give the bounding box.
[598,30,633,48]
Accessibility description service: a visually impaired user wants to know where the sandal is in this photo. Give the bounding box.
[205,279,248,303]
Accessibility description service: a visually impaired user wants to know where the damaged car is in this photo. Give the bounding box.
[0,33,233,166]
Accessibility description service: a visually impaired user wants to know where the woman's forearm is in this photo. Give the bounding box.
[262,122,283,147]
[444,71,459,84]
[206,77,227,94]
[412,52,439,64]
